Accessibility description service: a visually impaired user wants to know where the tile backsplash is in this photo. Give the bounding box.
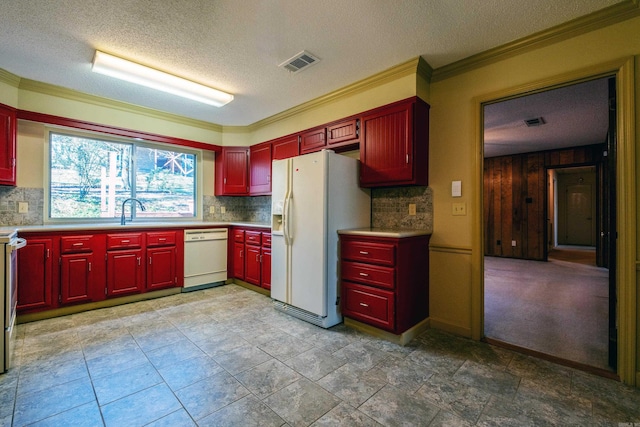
[371,186,433,232]
[0,187,44,226]
[0,186,433,232]
[203,195,271,223]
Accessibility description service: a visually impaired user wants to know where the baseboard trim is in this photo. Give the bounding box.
[230,278,271,296]
[484,337,620,381]
[17,287,182,324]
[344,317,430,346]
[429,317,472,338]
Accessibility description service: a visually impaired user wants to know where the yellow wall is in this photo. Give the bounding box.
[428,16,640,384]
[0,73,19,108]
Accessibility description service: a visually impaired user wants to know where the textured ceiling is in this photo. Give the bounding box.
[484,77,610,158]
[0,0,623,126]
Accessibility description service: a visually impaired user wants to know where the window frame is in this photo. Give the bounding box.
[44,127,203,224]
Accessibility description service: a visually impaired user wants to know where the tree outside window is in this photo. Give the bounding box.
[49,132,196,219]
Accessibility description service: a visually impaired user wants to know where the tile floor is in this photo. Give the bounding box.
[1,284,639,426]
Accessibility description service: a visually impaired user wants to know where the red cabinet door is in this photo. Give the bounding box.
[272,135,300,160]
[232,242,245,279]
[261,247,271,290]
[249,143,272,195]
[360,98,429,187]
[0,104,16,186]
[244,244,261,286]
[147,246,177,290]
[60,253,93,304]
[107,249,144,296]
[215,147,249,195]
[361,102,412,186]
[17,238,54,312]
[327,118,359,147]
[299,127,326,154]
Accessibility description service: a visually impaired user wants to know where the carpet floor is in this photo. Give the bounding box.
[484,248,610,371]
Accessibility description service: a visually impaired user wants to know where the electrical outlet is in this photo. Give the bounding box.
[452,202,466,216]
[209,206,215,214]
[408,203,416,216]
[18,202,28,213]
[512,240,517,247]
[220,206,226,214]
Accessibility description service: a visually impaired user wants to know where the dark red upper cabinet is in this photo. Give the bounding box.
[299,126,326,155]
[215,147,249,195]
[327,118,359,149]
[0,104,17,186]
[360,97,429,188]
[249,142,272,195]
[272,135,300,160]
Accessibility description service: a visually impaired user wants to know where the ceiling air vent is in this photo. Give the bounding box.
[279,50,320,73]
[524,117,546,127]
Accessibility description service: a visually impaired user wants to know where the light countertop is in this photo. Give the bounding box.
[7,221,271,234]
[338,228,431,238]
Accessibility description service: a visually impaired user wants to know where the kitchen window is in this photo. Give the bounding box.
[48,131,199,220]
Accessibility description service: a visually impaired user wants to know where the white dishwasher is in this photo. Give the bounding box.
[184,228,228,291]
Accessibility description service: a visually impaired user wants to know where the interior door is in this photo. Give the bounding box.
[564,184,594,246]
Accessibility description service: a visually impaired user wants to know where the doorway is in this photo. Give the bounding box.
[482,76,616,374]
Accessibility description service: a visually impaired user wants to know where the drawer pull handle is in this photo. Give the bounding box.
[121,240,130,243]
[359,251,369,255]
[359,303,369,307]
[72,242,84,246]
[158,238,166,241]
[359,273,369,277]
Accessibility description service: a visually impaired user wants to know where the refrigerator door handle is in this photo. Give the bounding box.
[283,192,290,245]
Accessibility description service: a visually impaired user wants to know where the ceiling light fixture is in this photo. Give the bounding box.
[91,50,234,107]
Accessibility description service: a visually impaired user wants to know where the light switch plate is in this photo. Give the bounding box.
[408,203,416,216]
[209,206,215,214]
[220,206,226,214]
[18,202,28,213]
[452,180,462,197]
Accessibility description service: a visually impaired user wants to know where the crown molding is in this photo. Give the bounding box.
[17,78,222,132]
[247,56,424,131]
[432,0,640,82]
[0,68,22,88]
[417,56,433,82]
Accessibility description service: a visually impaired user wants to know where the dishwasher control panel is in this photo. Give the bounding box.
[184,228,228,241]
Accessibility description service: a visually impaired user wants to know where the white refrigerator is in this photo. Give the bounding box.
[271,150,370,328]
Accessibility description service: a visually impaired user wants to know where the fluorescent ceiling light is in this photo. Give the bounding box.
[91,50,233,107]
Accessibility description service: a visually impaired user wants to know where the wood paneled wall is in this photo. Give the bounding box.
[484,153,545,260]
[484,144,604,261]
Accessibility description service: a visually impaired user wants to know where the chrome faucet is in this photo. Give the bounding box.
[120,198,146,225]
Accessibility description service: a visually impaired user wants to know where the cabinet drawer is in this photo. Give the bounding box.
[342,261,394,290]
[106,233,143,250]
[60,235,93,253]
[342,281,394,331]
[262,233,271,248]
[234,229,245,243]
[245,230,262,246]
[146,231,176,247]
[342,241,395,266]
